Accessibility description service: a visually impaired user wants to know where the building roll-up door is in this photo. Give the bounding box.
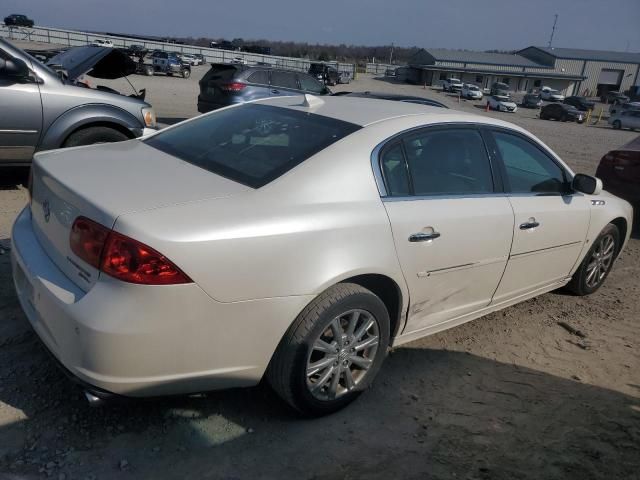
[598,69,623,85]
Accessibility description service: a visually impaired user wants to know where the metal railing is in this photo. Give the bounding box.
[365,62,400,75]
[0,23,356,76]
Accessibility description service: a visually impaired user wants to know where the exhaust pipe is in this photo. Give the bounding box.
[84,391,105,407]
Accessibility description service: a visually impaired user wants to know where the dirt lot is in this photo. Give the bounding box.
[0,55,639,480]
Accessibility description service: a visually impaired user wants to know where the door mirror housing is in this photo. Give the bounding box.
[572,173,603,195]
[0,57,30,79]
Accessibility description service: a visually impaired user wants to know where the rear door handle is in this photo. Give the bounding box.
[409,232,441,242]
[519,221,540,230]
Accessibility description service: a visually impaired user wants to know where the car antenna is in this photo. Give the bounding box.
[301,94,324,108]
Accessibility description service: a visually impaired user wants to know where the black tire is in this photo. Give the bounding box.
[267,283,390,416]
[144,65,154,76]
[561,114,568,122]
[566,223,620,296]
[182,69,190,79]
[613,120,622,130]
[63,126,129,148]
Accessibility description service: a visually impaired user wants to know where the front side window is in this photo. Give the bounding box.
[145,104,360,188]
[271,71,298,90]
[400,128,494,196]
[298,74,326,94]
[492,131,567,194]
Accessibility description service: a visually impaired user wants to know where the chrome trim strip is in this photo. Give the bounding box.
[510,240,582,259]
[417,256,507,277]
[0,129,39,134]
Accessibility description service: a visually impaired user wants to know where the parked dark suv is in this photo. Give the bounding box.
[308,63,340,86]
[197,64,331,113]
[4,14,34,27]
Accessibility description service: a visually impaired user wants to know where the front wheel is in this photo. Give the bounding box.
[566,224,620,295]
[267,283,390,416]
[63,126,129,148]
[182,69,191,79]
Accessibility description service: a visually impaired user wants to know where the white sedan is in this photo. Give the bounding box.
[487,94,518,112]
[12,96,632,416]
[540,86,565,102]
[91,39,114,48]
[462,83,483,100]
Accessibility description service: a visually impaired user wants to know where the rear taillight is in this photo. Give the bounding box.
[219,82,246,92]
[70,216,192,285]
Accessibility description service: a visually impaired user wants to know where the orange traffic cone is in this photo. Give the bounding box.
[485,102,490,112]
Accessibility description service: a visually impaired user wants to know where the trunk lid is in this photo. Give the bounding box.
[30,139,249,291]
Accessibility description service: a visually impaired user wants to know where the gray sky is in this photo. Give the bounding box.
[6,0,640,52]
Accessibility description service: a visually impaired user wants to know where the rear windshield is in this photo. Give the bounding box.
[145,104,361,188]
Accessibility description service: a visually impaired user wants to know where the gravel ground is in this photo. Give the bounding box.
[0,57,639,480]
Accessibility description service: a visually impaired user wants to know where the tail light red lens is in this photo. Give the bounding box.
[70,217,192,285]
[219,82,246,92]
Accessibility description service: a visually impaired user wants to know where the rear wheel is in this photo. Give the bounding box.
[181,69,191,79]
[567,224,620,295]
[63,126,129,148]
[267,283,390,416]
[144,65,154,76]
[613,120,622,130]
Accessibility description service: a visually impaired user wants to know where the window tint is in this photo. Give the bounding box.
[402,129,494,195]
[247,70,269,85]
[493,131,567,194]
[145,104,360,188]
[271,71,298,90]
[380,143,410,196]
[298,74,326,94]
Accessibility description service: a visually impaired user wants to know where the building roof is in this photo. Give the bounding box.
[425,48,543,67]
[527,46,640,64]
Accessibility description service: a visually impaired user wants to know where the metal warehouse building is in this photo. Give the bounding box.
[403,46,640,96]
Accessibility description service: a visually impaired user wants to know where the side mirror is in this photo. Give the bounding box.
[0,57,30,79]
[572,173,603,195]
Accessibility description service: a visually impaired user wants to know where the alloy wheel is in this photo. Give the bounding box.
[306,309,380,401]
[585,234,615,289]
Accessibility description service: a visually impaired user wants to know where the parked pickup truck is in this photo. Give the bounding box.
[442,78,463,92]
[152,52,191,78]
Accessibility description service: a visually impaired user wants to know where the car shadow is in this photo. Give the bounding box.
[0,168,29,190]
[0,241,638,479]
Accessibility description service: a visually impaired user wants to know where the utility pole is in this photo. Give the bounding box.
[389,43,394,65]
[548,14,558,48]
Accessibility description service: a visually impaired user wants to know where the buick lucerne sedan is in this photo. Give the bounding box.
[12,95,633,416]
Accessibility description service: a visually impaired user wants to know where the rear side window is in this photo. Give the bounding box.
[380,143,410,196]
[145,104,361,188]
[402,129,494,195]
[247,70,269,85]
[271,71,298,90]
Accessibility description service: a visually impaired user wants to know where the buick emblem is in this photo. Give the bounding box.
[42,200,51,223]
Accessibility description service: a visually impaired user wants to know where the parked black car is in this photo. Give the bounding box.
[198,64,331,113]
[521,93,542,108]
[308,63,339,86]
[333,91,447,109]
[601,91,630,105]
[3,14,34,27]
[564,96,595,111]
[540,103,585,123]
[490,82,510,96]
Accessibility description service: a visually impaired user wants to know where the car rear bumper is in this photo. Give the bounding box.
[11,206,313,397]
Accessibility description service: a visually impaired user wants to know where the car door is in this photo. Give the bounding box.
[379,125,514,334]
[487,128,591,303]
[0,48,43,165]
[269,71,300,97]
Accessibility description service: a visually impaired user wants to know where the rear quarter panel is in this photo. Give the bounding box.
[113,126,409,305]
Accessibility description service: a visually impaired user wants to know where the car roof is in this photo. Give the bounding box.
[251,95,523,130]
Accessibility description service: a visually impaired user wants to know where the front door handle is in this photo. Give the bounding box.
[409,232,441,242]
[519,221,540,230]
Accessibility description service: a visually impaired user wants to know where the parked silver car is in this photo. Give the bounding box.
[0,39,157,167]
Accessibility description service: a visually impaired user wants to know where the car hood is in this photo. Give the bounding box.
[46,46,136,81]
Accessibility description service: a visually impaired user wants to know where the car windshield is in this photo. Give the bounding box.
[468,85,479,90]
[145,104,361,188]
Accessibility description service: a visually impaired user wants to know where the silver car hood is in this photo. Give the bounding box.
[46,46,136,81]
